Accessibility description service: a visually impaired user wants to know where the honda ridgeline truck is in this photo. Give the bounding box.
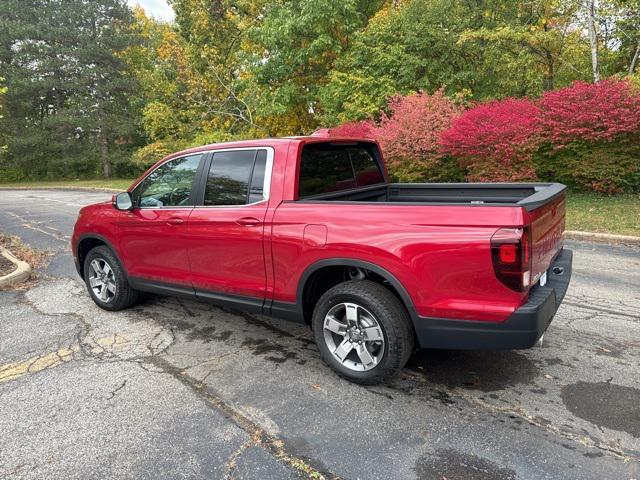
[72,135,572,384]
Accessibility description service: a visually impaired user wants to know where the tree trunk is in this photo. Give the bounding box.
[100,130,111,178]
[630,39,640,76]
[587,0,600,82]
[543,49,555,91]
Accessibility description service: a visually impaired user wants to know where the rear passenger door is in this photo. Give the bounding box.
[187,148,273,309]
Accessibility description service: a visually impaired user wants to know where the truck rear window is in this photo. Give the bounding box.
[298,143,384,198]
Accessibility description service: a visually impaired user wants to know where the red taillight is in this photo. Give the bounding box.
[491,227,532,292]
[499,244,517,263]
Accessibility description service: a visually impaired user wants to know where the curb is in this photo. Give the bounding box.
[565,230,640,246]
[0,247,32,289]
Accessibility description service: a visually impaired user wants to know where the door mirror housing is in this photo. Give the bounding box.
[113,192,134,211]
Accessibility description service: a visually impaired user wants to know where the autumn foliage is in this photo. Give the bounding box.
[538,79,640,147]
[373,90,462,174]
[332,79,640,192]
[536,79,640,193]
[332,90,463,181]
[439,98,541,181]
[329,120,374,138]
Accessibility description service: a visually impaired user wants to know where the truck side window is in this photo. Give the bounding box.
[248,150,267,203]
[204,149,268,206]
[299,143,384,198]
[132,154,202,208]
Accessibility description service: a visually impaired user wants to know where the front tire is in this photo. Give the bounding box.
[83,245,138,311]
[312,280,414,384]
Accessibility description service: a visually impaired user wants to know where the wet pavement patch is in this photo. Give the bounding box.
[561,381,640,437]
[407,350,539,393]
[186,325,218,342]
[415,448,517,480]
[241,337,299,364]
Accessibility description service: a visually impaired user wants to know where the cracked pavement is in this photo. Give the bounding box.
[0,189,639,479]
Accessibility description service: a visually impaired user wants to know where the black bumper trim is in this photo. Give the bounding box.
[413,248,573,350]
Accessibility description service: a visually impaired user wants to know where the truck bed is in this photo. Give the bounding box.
[299,182,566,212]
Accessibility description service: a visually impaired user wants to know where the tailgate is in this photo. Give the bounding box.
[528,193,566,286]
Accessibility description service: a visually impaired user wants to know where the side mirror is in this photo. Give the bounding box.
[113,192,133,211]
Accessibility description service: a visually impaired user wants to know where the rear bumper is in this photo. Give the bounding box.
[414,248,573,350]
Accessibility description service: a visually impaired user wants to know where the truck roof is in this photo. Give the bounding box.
[163,135,376,162]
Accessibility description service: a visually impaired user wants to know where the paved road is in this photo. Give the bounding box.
[1,189,639,480]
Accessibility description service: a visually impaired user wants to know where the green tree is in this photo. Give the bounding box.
[598,0,640,76]
[460,0,586,91]
[318,0,593,125]
[169,0,267,134]
[0,0,141,178]
[244,0,385,134]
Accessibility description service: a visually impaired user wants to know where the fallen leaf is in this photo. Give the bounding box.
[311,384,321,390]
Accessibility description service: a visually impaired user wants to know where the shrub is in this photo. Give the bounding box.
[330,79,640,191]
[372,90,463,181]
[388,155,466,183]
[538,79,640,147]
[329,120,375,138]
[535,137,640,194]
[329,91,464,181]
[439,98,541,182]
[534,79,640,193]
[0,166,27,182]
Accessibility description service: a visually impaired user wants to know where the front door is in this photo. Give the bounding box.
[118,153,204,287]
[187,148,272,308]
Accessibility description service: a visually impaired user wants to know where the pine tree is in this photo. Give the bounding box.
[0,0,140,178]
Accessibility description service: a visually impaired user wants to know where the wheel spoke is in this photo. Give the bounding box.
[324,315,347,336]
[99,285,109,301]
[363,326,383,342]
[355,344,376,368]
[89,277,102,288]
[344,303,359,327]
[90,260,102,276]
[106,282,116,294]
[103,263,112,275]
[333,338,354,362]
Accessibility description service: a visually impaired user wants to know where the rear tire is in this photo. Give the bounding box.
[83,245,138,311]
[312,280,414,384]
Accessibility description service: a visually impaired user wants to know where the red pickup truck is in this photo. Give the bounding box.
[72,135,572,383]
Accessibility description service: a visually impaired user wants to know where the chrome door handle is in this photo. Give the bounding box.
[236,217,261,227]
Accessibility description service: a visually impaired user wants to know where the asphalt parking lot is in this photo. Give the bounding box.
[0,189,638,480]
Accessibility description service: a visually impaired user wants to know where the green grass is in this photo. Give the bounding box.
[0,180,638,236]
[0,178,134,191]
[566,192,640,236]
